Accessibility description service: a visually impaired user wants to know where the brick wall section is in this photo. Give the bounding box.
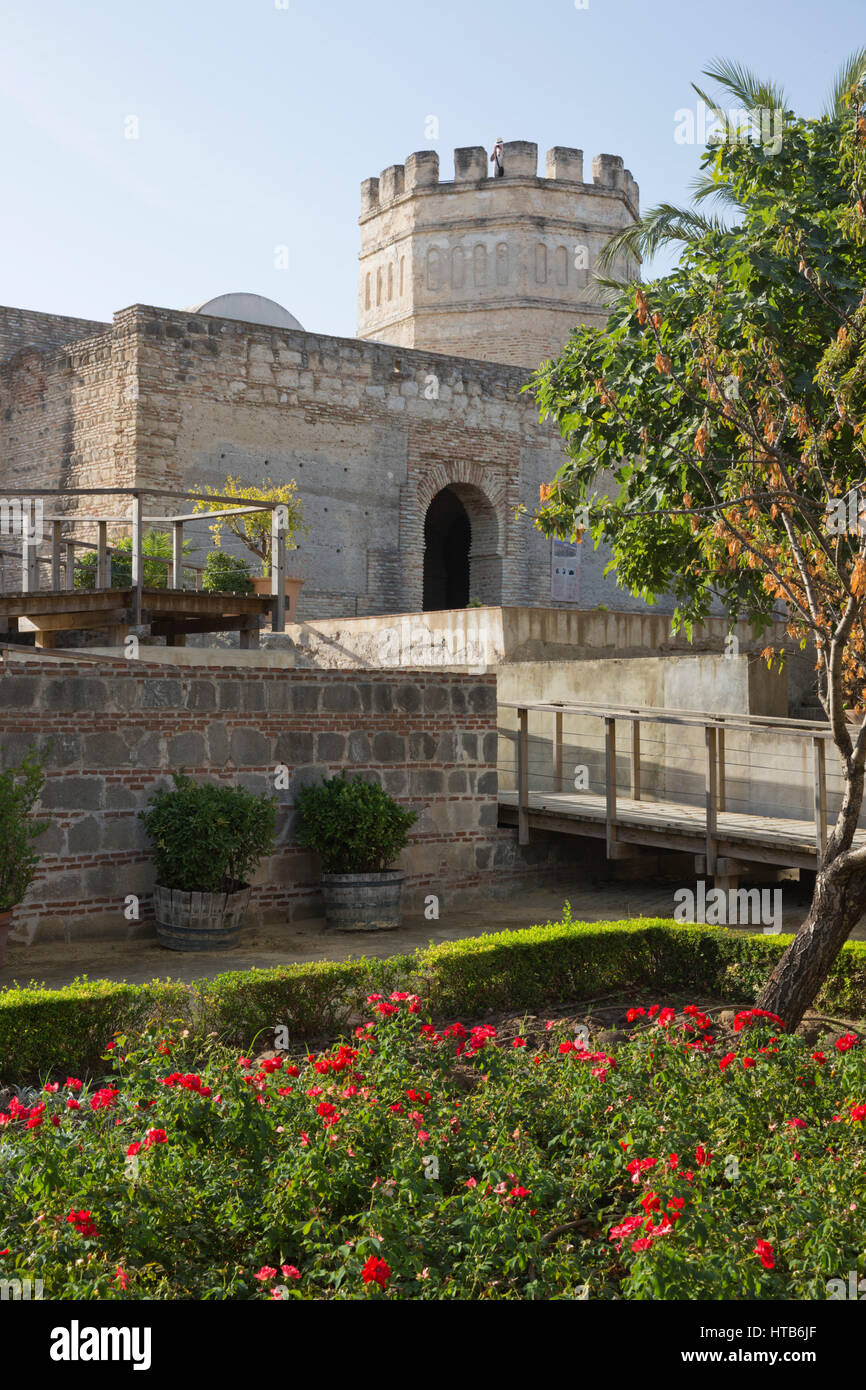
[0,656,508,943]
[0,306,111,365]
[0,312,139,591]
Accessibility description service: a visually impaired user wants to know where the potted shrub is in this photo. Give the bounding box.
[195,476,308,619]
[201,549,254,595]
[294,772,417,931]
[140,773,277,950]
[0,746,49,966]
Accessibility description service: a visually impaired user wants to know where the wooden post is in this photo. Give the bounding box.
[555,709,564,793]
[64,541,75,591]
[96,522,108,589]
[22,534,38,593]
[814,736,828,861]
[130,494,143,625]
[172,522,184,590]
[717,725,727,813]
[631,716,641,801]
[705,724,718,876]
[271,506,287,633]
[51,521,63,591]
[517,707,529,845]
[605,716,617,857]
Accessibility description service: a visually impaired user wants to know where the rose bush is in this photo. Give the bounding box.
[0,995,863,1299]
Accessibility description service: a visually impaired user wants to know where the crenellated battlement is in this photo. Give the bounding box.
[357,137,640,369]
[360,141,639,215]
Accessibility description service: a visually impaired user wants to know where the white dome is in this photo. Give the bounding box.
[186,293,303,330]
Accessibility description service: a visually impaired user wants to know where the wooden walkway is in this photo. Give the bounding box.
[0,486,292,647]
[498,699,854,880]
[0,586,274,649]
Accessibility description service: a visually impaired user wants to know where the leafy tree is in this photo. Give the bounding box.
[195,477,307,577]
[201,549,254,595]
[0,745,49,912]
[531,58,866,1029]
[75,531,196,590]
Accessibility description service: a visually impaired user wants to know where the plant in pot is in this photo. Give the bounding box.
[0,746,49,967]
[140,773,277,951]
[194,476,308,619]
[294,772,417,932]
[201,548,254,596]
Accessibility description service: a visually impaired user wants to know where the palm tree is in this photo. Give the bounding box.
[597,49,866,281]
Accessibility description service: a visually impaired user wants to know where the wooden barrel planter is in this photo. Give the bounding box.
[321,870,406,932]
[153,884,252,951]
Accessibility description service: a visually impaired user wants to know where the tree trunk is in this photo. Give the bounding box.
[755,861,866,1030]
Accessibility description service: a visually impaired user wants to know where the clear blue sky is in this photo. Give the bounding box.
[0,0,862,340]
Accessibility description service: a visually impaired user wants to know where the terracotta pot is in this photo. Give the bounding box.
[0,909,13,968]
[251,575,305,622]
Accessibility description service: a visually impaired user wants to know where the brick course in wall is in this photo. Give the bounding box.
[0,655,513,944]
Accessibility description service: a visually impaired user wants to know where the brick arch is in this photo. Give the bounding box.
[407,463,507,610]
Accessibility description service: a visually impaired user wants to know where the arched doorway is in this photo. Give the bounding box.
[422,483,502,610]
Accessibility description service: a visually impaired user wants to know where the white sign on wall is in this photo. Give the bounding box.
[551,537,579,601]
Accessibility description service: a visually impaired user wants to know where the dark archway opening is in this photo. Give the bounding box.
[423,486,471,610]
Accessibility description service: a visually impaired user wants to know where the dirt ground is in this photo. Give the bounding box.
[4,873,860,994]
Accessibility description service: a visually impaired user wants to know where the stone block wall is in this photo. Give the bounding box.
[0,655,508,944]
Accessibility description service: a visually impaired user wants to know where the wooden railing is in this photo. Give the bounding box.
[0,487,291,631]
[499,698,836,869]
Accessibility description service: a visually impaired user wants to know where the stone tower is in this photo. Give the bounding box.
[357,141,639,369]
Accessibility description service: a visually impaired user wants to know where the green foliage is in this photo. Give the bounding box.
[531,71,866,642]
[0,987,863,1300]
[0,978,190,1078]
[1,917,864,1081]
[294,772,417,874]
[201,549,254,595]
[75,531,196,591]
[0,745,50,912]
[195,477,307,577]
[139,773,277,893]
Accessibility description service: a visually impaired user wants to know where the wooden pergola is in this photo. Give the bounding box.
[0,487,291,649]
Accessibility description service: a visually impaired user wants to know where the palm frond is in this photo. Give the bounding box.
[689,173,745,217]
[593,271,638,293]
[823,46,866,117]
[701,57,787,115]
[597,204,727,273]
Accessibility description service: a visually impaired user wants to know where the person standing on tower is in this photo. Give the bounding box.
[490,138,504,177]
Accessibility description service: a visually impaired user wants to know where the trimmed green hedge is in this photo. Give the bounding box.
[2,917,865,1081]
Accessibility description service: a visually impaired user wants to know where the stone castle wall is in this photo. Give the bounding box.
[78,305,573,618]
[0,302,656,619]
[0,654,507,944]
[357,143,639,368]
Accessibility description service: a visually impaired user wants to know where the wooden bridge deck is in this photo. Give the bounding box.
[0,587,274,648]
[498,788,865,873]
[497,698,858,880]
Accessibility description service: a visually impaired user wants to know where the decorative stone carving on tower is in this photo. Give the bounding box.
[357,140,639,369]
